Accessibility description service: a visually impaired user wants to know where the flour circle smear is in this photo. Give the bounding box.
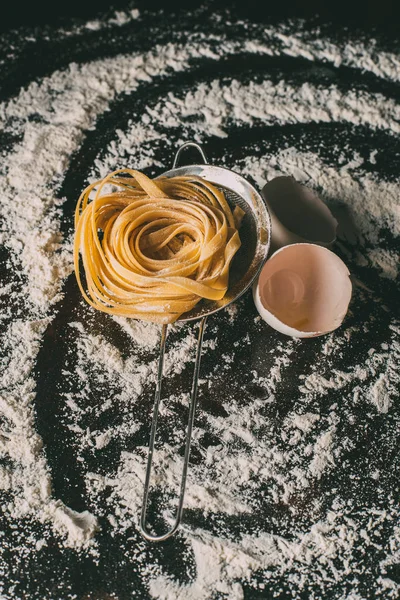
[0,5,399,600]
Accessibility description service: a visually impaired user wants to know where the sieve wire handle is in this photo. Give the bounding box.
[139,317,207,542]
[139,141,208,542]
[172,141,208,168]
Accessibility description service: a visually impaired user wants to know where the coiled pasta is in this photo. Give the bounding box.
[74,168,243,323]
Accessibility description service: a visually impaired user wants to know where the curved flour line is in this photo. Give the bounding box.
[0,319,98,548]
[146,77,399,138]
[259,23,400,82]
[169,20,399,82]
[3,11,398,111]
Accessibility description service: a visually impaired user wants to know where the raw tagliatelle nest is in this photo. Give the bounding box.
[74,168,244,324]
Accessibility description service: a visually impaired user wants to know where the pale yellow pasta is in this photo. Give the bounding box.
[74,168,243,324]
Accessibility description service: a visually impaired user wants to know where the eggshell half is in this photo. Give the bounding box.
[261,177,338,252]
[253,243,352,338]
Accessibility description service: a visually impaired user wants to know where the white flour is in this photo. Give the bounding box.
[262,26,400,81]
[0,9,399,600]
[147,78,400,135]
[0,319,97,547]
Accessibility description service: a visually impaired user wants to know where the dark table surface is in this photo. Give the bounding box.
[0,2,399,599]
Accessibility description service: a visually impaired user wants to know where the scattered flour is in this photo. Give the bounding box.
[147,78,400,136]
[298,325,400,415]
[262,25,400,81]
[367,248,399,280]
[0,319,97,547]
[0,8,399,600]
[112,316,161,350]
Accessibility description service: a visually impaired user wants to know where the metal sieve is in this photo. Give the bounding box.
[139,142,271,541]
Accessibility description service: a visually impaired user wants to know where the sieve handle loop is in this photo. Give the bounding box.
[172,141,208,168]
[139,316,207,542]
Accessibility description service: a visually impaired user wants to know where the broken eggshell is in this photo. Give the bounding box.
[253,243,352,338]
[261,176,338,252]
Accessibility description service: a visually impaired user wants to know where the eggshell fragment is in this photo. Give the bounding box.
[253,243,352,338]
[261,176,338,251]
